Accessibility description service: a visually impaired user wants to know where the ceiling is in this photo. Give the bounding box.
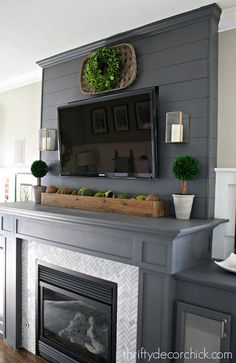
[0,0,236,92]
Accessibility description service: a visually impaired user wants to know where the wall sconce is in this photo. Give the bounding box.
[39,128,57,151]
[165,111,189,143]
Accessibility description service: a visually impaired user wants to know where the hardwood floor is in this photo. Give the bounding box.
[0,339,46,363]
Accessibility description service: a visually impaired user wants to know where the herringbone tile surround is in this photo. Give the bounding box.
[22,240,139,363]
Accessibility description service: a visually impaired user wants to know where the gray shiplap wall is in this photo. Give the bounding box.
[38,4,221,218]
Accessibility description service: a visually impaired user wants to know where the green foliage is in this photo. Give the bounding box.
[172,156,200,182]
[86,47,122,91]
[31,160,48,179]
[136,195,146,201]
[103,190,113,198]
[78,187,95,196]
[94,192,104,197]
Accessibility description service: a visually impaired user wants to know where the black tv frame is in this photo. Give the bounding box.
[58,87,158,179]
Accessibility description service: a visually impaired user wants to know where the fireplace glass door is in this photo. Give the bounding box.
[41,284,111,362]
[37,264,117,363]
[175,301,231,363]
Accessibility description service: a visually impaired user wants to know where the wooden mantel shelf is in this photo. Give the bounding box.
[0,202,226,237]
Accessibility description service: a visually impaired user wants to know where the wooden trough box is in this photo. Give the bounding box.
[41,193,169,218]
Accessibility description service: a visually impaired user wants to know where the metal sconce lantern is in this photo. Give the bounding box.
[39,128,57,151]
[165,111,190,144]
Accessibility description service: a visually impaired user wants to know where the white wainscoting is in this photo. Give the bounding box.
[212,168,236,259]
[0,167,33,203]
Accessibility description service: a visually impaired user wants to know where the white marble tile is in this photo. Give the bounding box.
[22,240,139,363]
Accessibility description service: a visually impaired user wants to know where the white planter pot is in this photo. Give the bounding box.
[33,185,46,204]
[172,194,195,220]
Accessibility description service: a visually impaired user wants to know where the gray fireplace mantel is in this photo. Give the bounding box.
[0,202,225,235]
[0,202,227,362]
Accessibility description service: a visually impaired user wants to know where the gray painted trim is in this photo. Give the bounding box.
[0,203,227,237]
[0,203,227,353]
[4,235,22,348]
[175,261,236,293]
[37,4,221,68]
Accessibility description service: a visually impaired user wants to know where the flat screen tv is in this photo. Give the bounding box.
[58,88,158,178]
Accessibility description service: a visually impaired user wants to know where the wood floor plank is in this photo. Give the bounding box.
[0,339,46,363]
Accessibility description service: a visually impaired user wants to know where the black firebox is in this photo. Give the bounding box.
[36,262,117,363]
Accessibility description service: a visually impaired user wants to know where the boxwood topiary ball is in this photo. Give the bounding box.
[31,160,48,178]
[172,156,200,181]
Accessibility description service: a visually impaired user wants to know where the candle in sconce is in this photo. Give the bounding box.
[42,137,52,150]
[171,124,183,143]
[39,128,56,151]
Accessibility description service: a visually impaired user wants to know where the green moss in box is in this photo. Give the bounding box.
[136,195,146,201]
[78,187,95,196]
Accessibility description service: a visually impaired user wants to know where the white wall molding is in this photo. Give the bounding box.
[219,7,236,32]
[212,168,236,259]
[0,70,42,93]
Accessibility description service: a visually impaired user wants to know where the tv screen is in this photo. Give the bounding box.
[58,89,157,178]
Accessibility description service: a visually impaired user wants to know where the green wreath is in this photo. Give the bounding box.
[86,47,122,91]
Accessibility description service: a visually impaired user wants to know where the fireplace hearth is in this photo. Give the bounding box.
[36,262,117,363]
